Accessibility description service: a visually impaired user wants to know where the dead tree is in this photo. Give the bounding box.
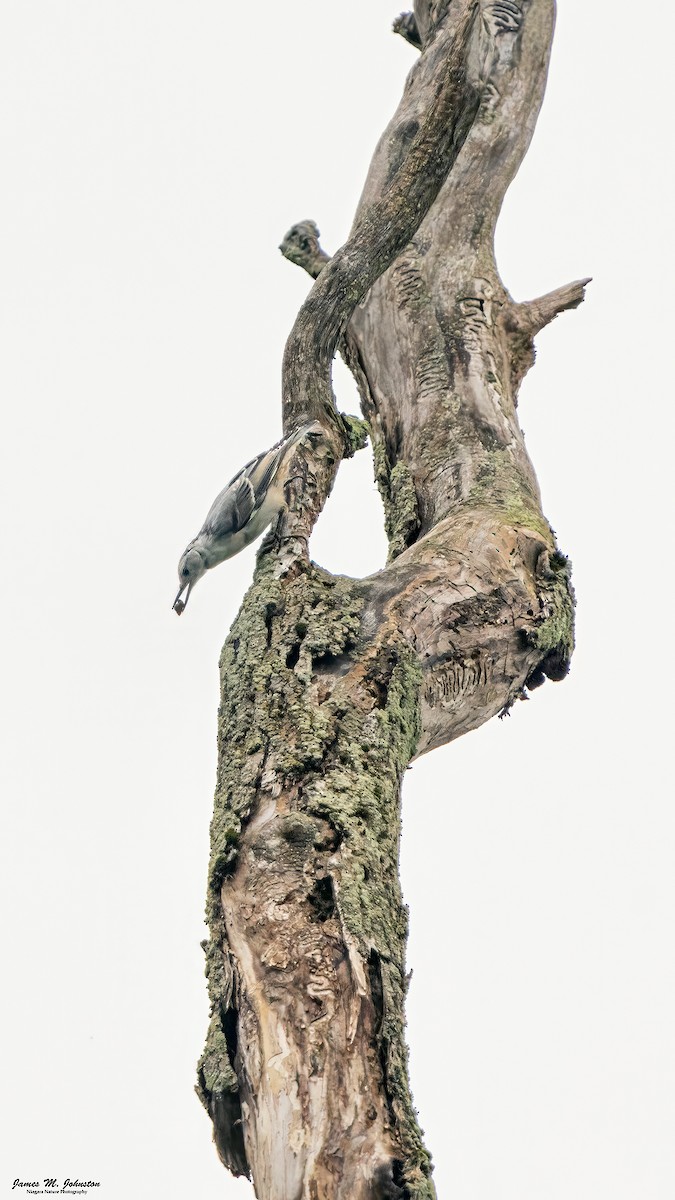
[196,2,586,1196]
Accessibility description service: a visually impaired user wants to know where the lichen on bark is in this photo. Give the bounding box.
[526,549,576,683]
[195,1,586,1195]
[374,441,422,561]
[199,543,435,1190]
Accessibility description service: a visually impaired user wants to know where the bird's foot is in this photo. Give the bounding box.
[258,512,286,557]
[257,528,279,556]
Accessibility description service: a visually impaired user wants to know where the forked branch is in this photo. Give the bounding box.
[199,2,586,1197]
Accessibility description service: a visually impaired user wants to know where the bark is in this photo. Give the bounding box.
[197,2,586,1197]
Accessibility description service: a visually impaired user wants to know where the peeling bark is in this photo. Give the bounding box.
[197,2,585,1197]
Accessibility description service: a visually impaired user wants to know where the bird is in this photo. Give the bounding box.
[172,423,320,615]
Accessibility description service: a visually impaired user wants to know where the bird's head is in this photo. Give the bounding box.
[173,546,206,615]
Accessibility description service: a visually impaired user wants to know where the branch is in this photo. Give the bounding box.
[513,277,593,337]
[393,12,422,48]
[282,0,481,434]
[278,220,330,279]
[412,0,434,45]
[344,0,567,541]
[275,1,482,569]
[279,222,378,422]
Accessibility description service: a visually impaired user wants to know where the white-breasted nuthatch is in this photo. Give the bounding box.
[173,423,319,615]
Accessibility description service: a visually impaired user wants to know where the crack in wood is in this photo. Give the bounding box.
[423,654,491,707]
[484,0,524,34]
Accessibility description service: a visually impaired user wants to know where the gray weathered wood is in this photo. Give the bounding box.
[197,2,585,1196]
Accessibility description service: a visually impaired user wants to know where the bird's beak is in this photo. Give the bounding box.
[173,582,191,615]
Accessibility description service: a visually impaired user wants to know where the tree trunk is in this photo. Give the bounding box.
[196,2,586,1197]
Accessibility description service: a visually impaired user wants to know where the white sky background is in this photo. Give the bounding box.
[1,1,673,1197]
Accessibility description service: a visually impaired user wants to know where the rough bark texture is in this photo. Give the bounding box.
[196,2,586,1197]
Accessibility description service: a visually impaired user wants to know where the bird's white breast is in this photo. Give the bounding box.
[208,482,284,565]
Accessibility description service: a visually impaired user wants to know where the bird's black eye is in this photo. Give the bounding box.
[182,568,189,577]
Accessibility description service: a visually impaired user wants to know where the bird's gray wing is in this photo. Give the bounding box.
[202,474,255,538]
[248,443,289,512]
[226,429,308,511]
[224,447,271,490]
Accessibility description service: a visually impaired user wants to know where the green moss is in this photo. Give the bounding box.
[468,449,552,542]
[302,644,422,944]
[374,441,421,559]
[206,563,365,895]
[373,439,388,490]
[198,1014,238,1096]
[465,452,575,681]
[341,412,370,457]
[201,557,433,1193]
[528,550,575,679]
[302,642,431,1192]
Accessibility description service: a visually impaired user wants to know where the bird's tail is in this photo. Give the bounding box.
[270,421,323,473]
[270,420,322,482]
[284,420,323,450]
[245,421,322,512]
